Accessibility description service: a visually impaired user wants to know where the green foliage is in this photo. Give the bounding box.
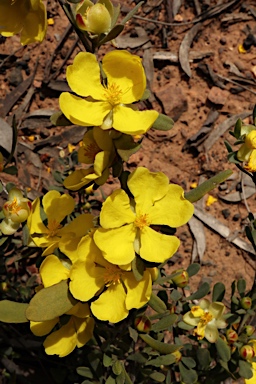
[0,300,29,323]
[26,280,77,321]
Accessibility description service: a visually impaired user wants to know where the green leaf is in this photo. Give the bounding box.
[181,357,196,369]
[196,348,211,370]
[177,321,194,331]
[140,334,180,354]
[112,360,122,376]
[237,279,246,297]
[184,170,233,203]
[26,280,77,321]
[179,362,198,384]
[103,353,113,368]
[128,326,138,342]
[212,282,225,302]
[3,166,18,175]
[146,354,176,367]
[187,263,200,277]
[131,255,144,281]
[76,367,94,379]
[127,353,147,364]
[170,289,182,301]
[115,134,141,161]
[98,24,124,46]
[149,372,165,382]
[234,118,243,139]
[215,337,231,362]
[152,114,174,131]
[239,360,253,379]
[121,1,144,24]
[186,282,210,300]
[106,376,116,384]
[148,293,167,313]
[0,301,29,323]
[151,314,178,332]
[50,111,73,126]
[253,104,256,125]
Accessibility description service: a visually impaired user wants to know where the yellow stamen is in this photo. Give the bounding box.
[84,142,100,161]
[46,219,62,237]
[134,213,151,230]
[103,265,124,287]
[5,198,21,215]
[103,83,123,107]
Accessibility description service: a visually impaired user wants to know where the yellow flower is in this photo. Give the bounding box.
[27,190,94,255]
[74,0,118,36]
[30,302,94,357]
[94,167,194,266]
[64,127,115,191]
[69,235,152,323]
[0,0,47,45]
[183,299,227,343]
[237,130,256,172]
[59,50,159,135]
[245,340,256,383]
[0,188,31,235]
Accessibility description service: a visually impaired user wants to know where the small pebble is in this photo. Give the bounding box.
[222,209,230,219]
[232,213,240,221]
[220,37,226,45]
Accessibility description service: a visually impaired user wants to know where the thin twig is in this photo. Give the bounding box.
[217,74,256,96]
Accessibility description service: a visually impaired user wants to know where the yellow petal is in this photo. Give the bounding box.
[113,105,158,135]
[61,213,94,238]
[63,169,96,190]
[245,150,256,172]
[102,50,146,103]
[40,255,70,287]
[91,283,128,323]
[127,167,169,213]
[183,311,200,327]
[59,93,109,127]
[94,224,136,265]
[74,317,95,348]
[66,302,90,318]
[0,0,28,35]
[42,190,75,225]
[66,52,104,99]
[140,226,180,263]
[100,189,135,229]
[43,318,77,357]
[148,184,194,228]
[93,126,113,151]
[30,318,59,336]
[204,323,219,343]
[124,269,152,310]
[20,1,47,45]
[70,257,105,301]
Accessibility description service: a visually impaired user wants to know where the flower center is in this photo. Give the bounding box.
[47,219,62,237]
[103,265,124,287]
[83,142,100,162]
[199,312,213,326]
[5,198,21,215]
[103,83,123,107]
[134,213,151,230]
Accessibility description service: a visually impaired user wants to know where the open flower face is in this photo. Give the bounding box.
[64,127,115,191]
[94,167,194,266]
[183,299,227,343]
[245,341,256,384]
[27,190,94,255]
[69,235,152,323]
[59,50,159,135]
[0,0,47,45]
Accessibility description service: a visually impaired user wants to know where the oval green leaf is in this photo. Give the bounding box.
[140,334,180,354]
[0,300,29,323]
[26,280,77,322]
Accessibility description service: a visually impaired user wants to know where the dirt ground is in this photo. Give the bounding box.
[0,0,256,382]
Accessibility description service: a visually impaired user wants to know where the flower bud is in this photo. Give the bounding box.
[76,1,112,35]
[240,345,255,360]
[171,269,189,288]
[134,315,151,333]
[244,325,255,337]
[226,329,238,343]
[148,267,159,282]
[240,297,252,310]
